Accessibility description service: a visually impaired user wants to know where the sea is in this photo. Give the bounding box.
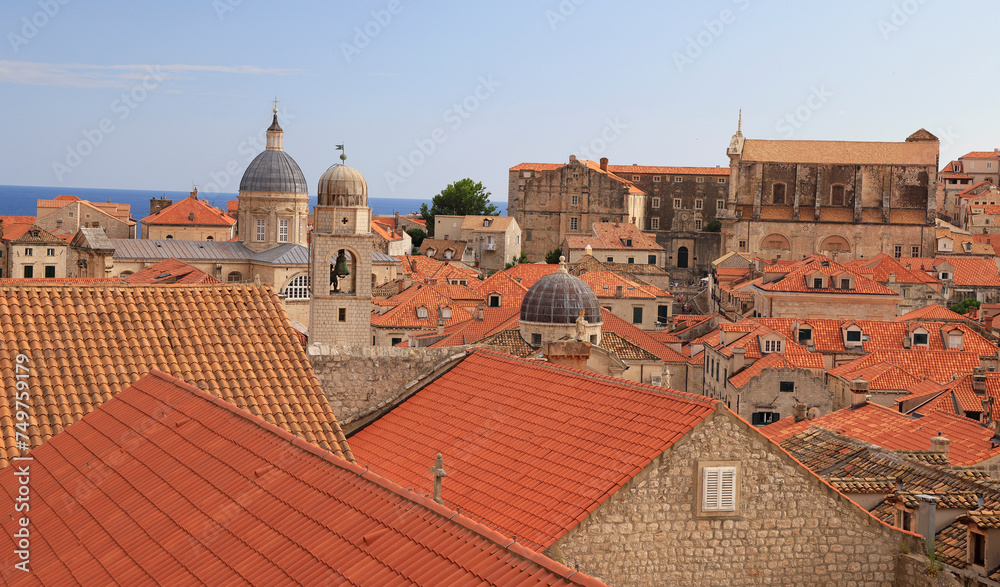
[0,185,495,237]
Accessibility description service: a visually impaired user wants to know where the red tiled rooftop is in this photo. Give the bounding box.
[579,271,669,300]
[122,258,221,285]
[0,370,605,586]
[350,348,717,550]
[827,351,983,388]
[140,195,235,226]
[728,352,825,389]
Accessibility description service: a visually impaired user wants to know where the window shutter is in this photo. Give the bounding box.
[703,466,737,512]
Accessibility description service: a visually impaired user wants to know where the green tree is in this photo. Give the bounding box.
[406,228,426,248]
[704,219,722,232]
[420,179,500,236]
[952,298,981,315]
[504,251,529,270]
[545,247,563,264]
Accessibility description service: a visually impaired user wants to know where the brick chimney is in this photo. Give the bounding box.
[930,432,950,461]
[436,318,445,335]
[850,379,869,408]
[615,285,623,298]
[600,157,608,171]
[476,303,484,321]
[974,367,987,395]
[794,402,807,423]
[732,347,746,373]
[543,340,591,371]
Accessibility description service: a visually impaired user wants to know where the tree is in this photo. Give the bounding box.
[406,228,426,248]
[545,247,563,264]
[504,251,529,270]
[704,219,722,232]
[421,178,499,236]
[952,298,981,315]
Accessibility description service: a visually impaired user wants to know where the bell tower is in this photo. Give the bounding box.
[309,149,373,346]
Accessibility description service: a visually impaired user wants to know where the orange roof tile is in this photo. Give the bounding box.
[729,352,825,389]
[607,164,730,176]
[741,138,938,166]
[579,271,669,300]
[913,373,1000,424]
[961,151,1000,160]
[0,284,348,468]
[827,351,983,388]
[598,309,687,362]
[762,402,1000,467]
[0,216,37,226]
[896,304,970,322]
[122,258,221,285]
[140,195,235,226]
[564,222,663,252]
[0,370,605,587]
[756,257,898,295]
[844,253,940,285]
[371,284,474,329]
[350,348,717,550]
[499,263,560,289]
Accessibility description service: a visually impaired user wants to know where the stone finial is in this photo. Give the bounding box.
[254,274,261,287]
[557,255,568,274]
[930,432,950,461]
[430,453,446,503]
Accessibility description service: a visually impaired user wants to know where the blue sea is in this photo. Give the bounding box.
[0,185,497,237]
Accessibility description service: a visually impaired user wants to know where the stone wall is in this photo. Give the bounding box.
[549,407,922,586]
[308,345,469,426]
[729,366,831,423]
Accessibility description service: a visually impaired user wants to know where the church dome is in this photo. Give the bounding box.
[520,264,602,325]
[317,161,368,207]
[239,150,309,194]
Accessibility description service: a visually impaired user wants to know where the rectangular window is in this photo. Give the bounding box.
[532,333,542,346]
[653,176,661,182]
[913,332,928,345]
[658,305,670,322]
[632,307,643,324]
[338,308,347,323]
[606,257,614,262]
[651,217,660,229]
[813,278,823,289]
[696,177,705,183]
[739,240,746,250]
[762,340,782,353]
[571,195,579,206]
[651,197,660,209]
[24,248,33,257]
[44,266,55,278]
[798,329,812,342]
[627,257,635,264]
[911,245,920,257]
[831,185,845,206]
[255,218,265,242]
[840,278,851,290]
[23,266,33,278]
[648,254,657,264]
[751,412,779,426]
[695,199,703,210]
[278,219,289,242]
[779,381,794,392]
[673,198,682,209]
[391,337,403,346]
[893,245,902,259]
[674,177,682,183]
[973,532,986,566]
[717,199,725,209]
[569,217,579,231]
[772,183,786,205]
[718,178,726,183]
[846,330,862,342]
[46,248,55,256]
[702,466,737,512]
[696,219,702,230]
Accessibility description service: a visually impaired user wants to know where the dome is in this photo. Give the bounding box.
[239,149,309,194]
[520,266,602,325]
[318,163,368,207]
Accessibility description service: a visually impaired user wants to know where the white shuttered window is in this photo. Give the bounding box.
[702,466,737,512]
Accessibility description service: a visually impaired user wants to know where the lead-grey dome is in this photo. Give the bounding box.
[520,268,602,324]
[239,150,309,194]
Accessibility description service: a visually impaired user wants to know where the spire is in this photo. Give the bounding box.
[266,99,283,151]
[737,109,742,136]
[557,255,568,274]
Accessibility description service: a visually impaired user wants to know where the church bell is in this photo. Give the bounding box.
[333,250,351,277]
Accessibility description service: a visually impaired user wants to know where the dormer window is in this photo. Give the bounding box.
[812,277,824,289]
[488,294,501,307]
[762,339,782,354]
[416,307,428,319]
[939,271,951,280]
[483,218,492,227]
[948,331,964,350]
[913,332,929,346]
[440,306,452,319]
[846,329,862,343]
[798,328,812,343]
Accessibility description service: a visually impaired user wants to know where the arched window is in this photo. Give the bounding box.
[119,270,134,277]
[283,274,311,300]
[206,236,214,241]
[820,235,850,252]
[165,235,173,239]
[677,246,689,269]
[761,233,790,249]
[227,271,243,283]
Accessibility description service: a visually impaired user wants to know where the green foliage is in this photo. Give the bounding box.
[704,219,722,232]
[406,228,427,248]
[951,298,981,315]
[504,251,529,270]
[420,178,499,236]
[545,247,563,265]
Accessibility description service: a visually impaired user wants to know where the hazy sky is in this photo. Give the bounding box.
[0,0,988,202]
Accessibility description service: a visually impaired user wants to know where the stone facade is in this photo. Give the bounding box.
[144,222,234,242]
[652,226,721,279]
[729,366,831,424]
[308,345,469,428]
[548,407,920,586]
[628,166,729,233]
[720,128,939,263]
[509,156,647,261]
[35,200,135,239]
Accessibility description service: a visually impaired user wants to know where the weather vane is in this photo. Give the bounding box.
[336,143,346,161]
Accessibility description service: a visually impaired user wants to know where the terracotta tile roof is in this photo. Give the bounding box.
[914,373,1000,424]
[426,306,522,347]
[122,258,220,285]
[755,257,898,295]
[944,257,1000,287]
[0,283,349,468]
[0,277,122,286]
[844,253,940,285]
[646,329,681,345]
[500,263,560,289]
[828,351,983,389]
[0,216,37,226]
[0,370,604,587]
[957,180,996,199]
[371,284,474,329]
[741,137,939,166]
[474,270,529,307]
[478,327,536,356]
[350,348,717,550]
[961,151,1000,160]
[461,215,517,232]
[579,271,668,300]
[598,309,687,363]
[728,352,825,389]
[607,164,730,176]
[371,220,402,242]
[828,477,898,494]
[763,402,1000,467]
[226,199,238,213]
[896,304,969,322]
[510,161,644,193]
[2,223,66,245]
[893,491,982,510]
[935,521,969,568]
[140,196,235,227]
[564,222,663,252]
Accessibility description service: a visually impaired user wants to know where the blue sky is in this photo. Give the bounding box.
[0,0,988,203]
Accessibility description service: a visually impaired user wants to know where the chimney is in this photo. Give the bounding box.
[974,367,987,395]
[600,157,608,171]
[394,210,400,228]
[436,318,445,335]
[615,285,623,298]
[190,187,198,199]
[930,432,950,461]
[916,495,941,556]
[732,347,746,373]
[476,303,484,321]
[569,154,577,164]
[543,340,592,371]
[794,402,807,423]
[149,196,173,216]
[850,379,869,408]
[429,454,446,504]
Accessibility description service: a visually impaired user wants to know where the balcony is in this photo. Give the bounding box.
[484,243,496,251]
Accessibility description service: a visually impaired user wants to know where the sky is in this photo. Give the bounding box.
[0,0,990,205]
